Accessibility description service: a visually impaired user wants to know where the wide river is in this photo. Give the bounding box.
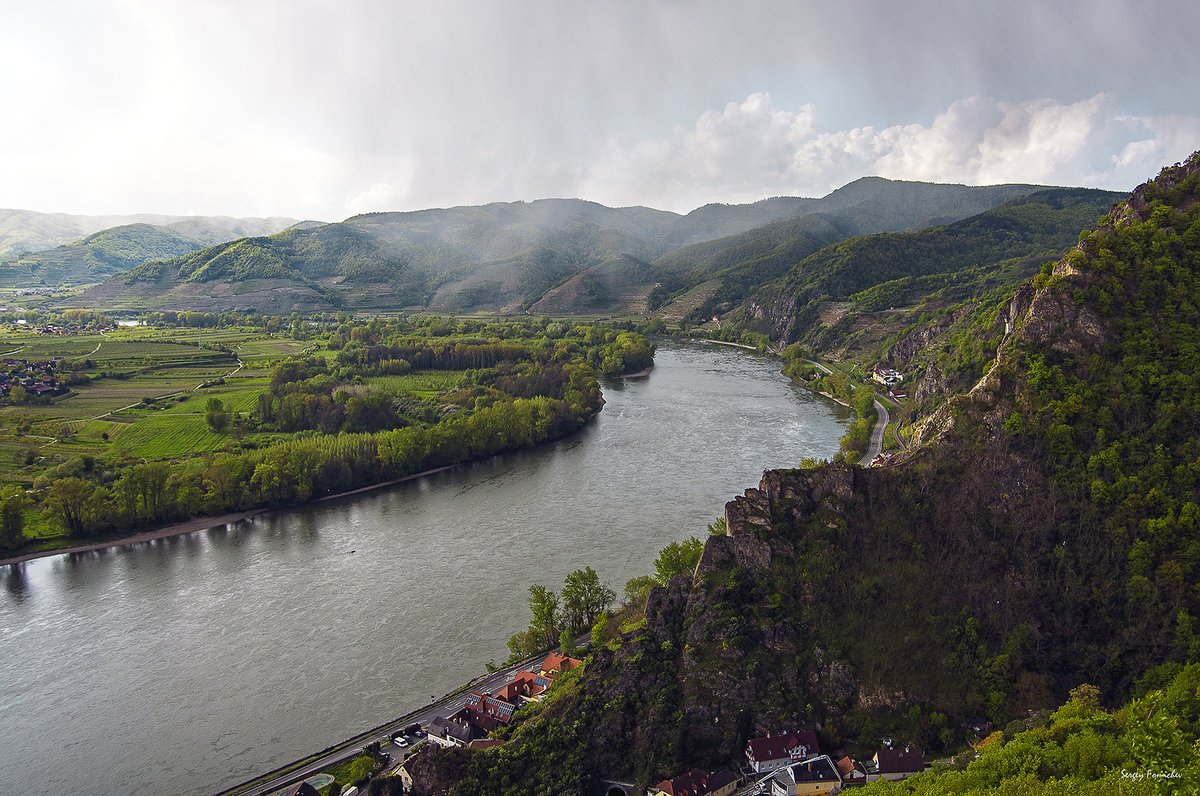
[0,341,847,796]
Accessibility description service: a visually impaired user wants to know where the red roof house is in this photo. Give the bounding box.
[745,731,822,773]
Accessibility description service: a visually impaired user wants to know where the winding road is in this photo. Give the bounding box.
[219,653,551,796]
[859,398,889,465]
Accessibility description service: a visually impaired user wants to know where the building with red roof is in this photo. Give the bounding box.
[653,768,739,796]
[745,731,822,774]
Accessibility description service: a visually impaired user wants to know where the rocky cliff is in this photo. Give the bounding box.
[422,155,1200,796]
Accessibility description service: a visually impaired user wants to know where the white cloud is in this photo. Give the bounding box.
[580,92,1200,209]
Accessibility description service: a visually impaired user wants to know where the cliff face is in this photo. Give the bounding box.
[431,156,1200,796]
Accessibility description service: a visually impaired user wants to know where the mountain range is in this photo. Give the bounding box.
[50,178,1051,314]
[0,210,302,288]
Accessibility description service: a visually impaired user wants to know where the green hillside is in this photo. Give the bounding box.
[410,155,1200,794]
[726,188,1124,376]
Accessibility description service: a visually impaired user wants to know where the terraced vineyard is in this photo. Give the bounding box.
[0,327,283,477]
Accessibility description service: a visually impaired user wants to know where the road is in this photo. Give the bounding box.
[219,654,548,796]
[859,399,889,465]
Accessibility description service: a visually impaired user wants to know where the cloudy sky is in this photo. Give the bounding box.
[1,0,1198,220]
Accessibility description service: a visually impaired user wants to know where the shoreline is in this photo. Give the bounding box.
[698,338,759,351]
[0,462,466,567]
[619,364,654,379]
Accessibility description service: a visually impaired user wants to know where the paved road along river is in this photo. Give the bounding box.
[0,341,849,796]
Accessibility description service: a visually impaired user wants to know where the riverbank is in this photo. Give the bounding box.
[698,338,759,351]
[0,462,465,567]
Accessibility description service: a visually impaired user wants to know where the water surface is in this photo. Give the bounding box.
[0,341,848,795]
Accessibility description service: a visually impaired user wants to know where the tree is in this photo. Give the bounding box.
[0,488,25,549]
[205,397,230,433]
[591,611,613,649]
[624,575,657,608]
[561,566,615,634]
[653,537,704,584]
[528,584,561,649]
[559,627,577,657]
[46,477,98,536]
[367,776,406,796]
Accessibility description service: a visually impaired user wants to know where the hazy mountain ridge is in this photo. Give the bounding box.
[0,209,298,260]
[649,179,1049,320]
[66,179,1061,314]
[412,155,1200,795]
[728,187,1126,370]
[0,212,300,288]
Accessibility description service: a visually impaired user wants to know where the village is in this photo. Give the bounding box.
[0,356,67,400]
[351,651,931,796]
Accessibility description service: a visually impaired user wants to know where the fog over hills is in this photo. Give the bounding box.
[61,177,1063,315]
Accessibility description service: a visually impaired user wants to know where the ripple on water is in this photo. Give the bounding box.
[0,341,848,796]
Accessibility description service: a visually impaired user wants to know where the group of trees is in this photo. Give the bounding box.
[2,314,652,552]
[506,566,616,661]
[505,535,709,663]
[781,347,878,460]
[862,664,1200,795]
[40,388,601,539]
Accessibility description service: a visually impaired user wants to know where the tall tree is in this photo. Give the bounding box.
[0,488,25,549]
[653,537,704,584]
[46,477,98,536]
[528,584,561,650]
[562,566,615,634]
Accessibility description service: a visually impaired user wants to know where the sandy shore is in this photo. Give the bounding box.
[699,338,760,351]
[0,463,464,567]
[620,364,654,379]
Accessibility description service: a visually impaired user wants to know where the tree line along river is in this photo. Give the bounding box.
[0,341,849,796]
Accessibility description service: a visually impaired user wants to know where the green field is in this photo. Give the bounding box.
[366,370,467,396]
[0,327,470,473]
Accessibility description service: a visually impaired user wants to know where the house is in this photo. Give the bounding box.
[496,669,555,702]
[769,755,842,796]
[871,746,925,781]
[540,652,582,675]
[397,753,421,792]
[284,783,320,796]
[653,768,740,796]
[835,756,868,787]
[746,731,822,774]
[870,365,904,386]
[461,692,517,731]
[427,714,479,747]
[489,652,580,706]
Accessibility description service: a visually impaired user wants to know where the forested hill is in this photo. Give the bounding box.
[413,154,1200,795]
[645,178,1045,320]
[720,188,1126,384]
[64,179,1052,314]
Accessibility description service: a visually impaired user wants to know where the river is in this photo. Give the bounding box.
[0,341,848,796]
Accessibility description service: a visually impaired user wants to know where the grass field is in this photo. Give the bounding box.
[109,413,234,458]
[366,370,467,396]
[0,328,467,474]
[0,327,289,470]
